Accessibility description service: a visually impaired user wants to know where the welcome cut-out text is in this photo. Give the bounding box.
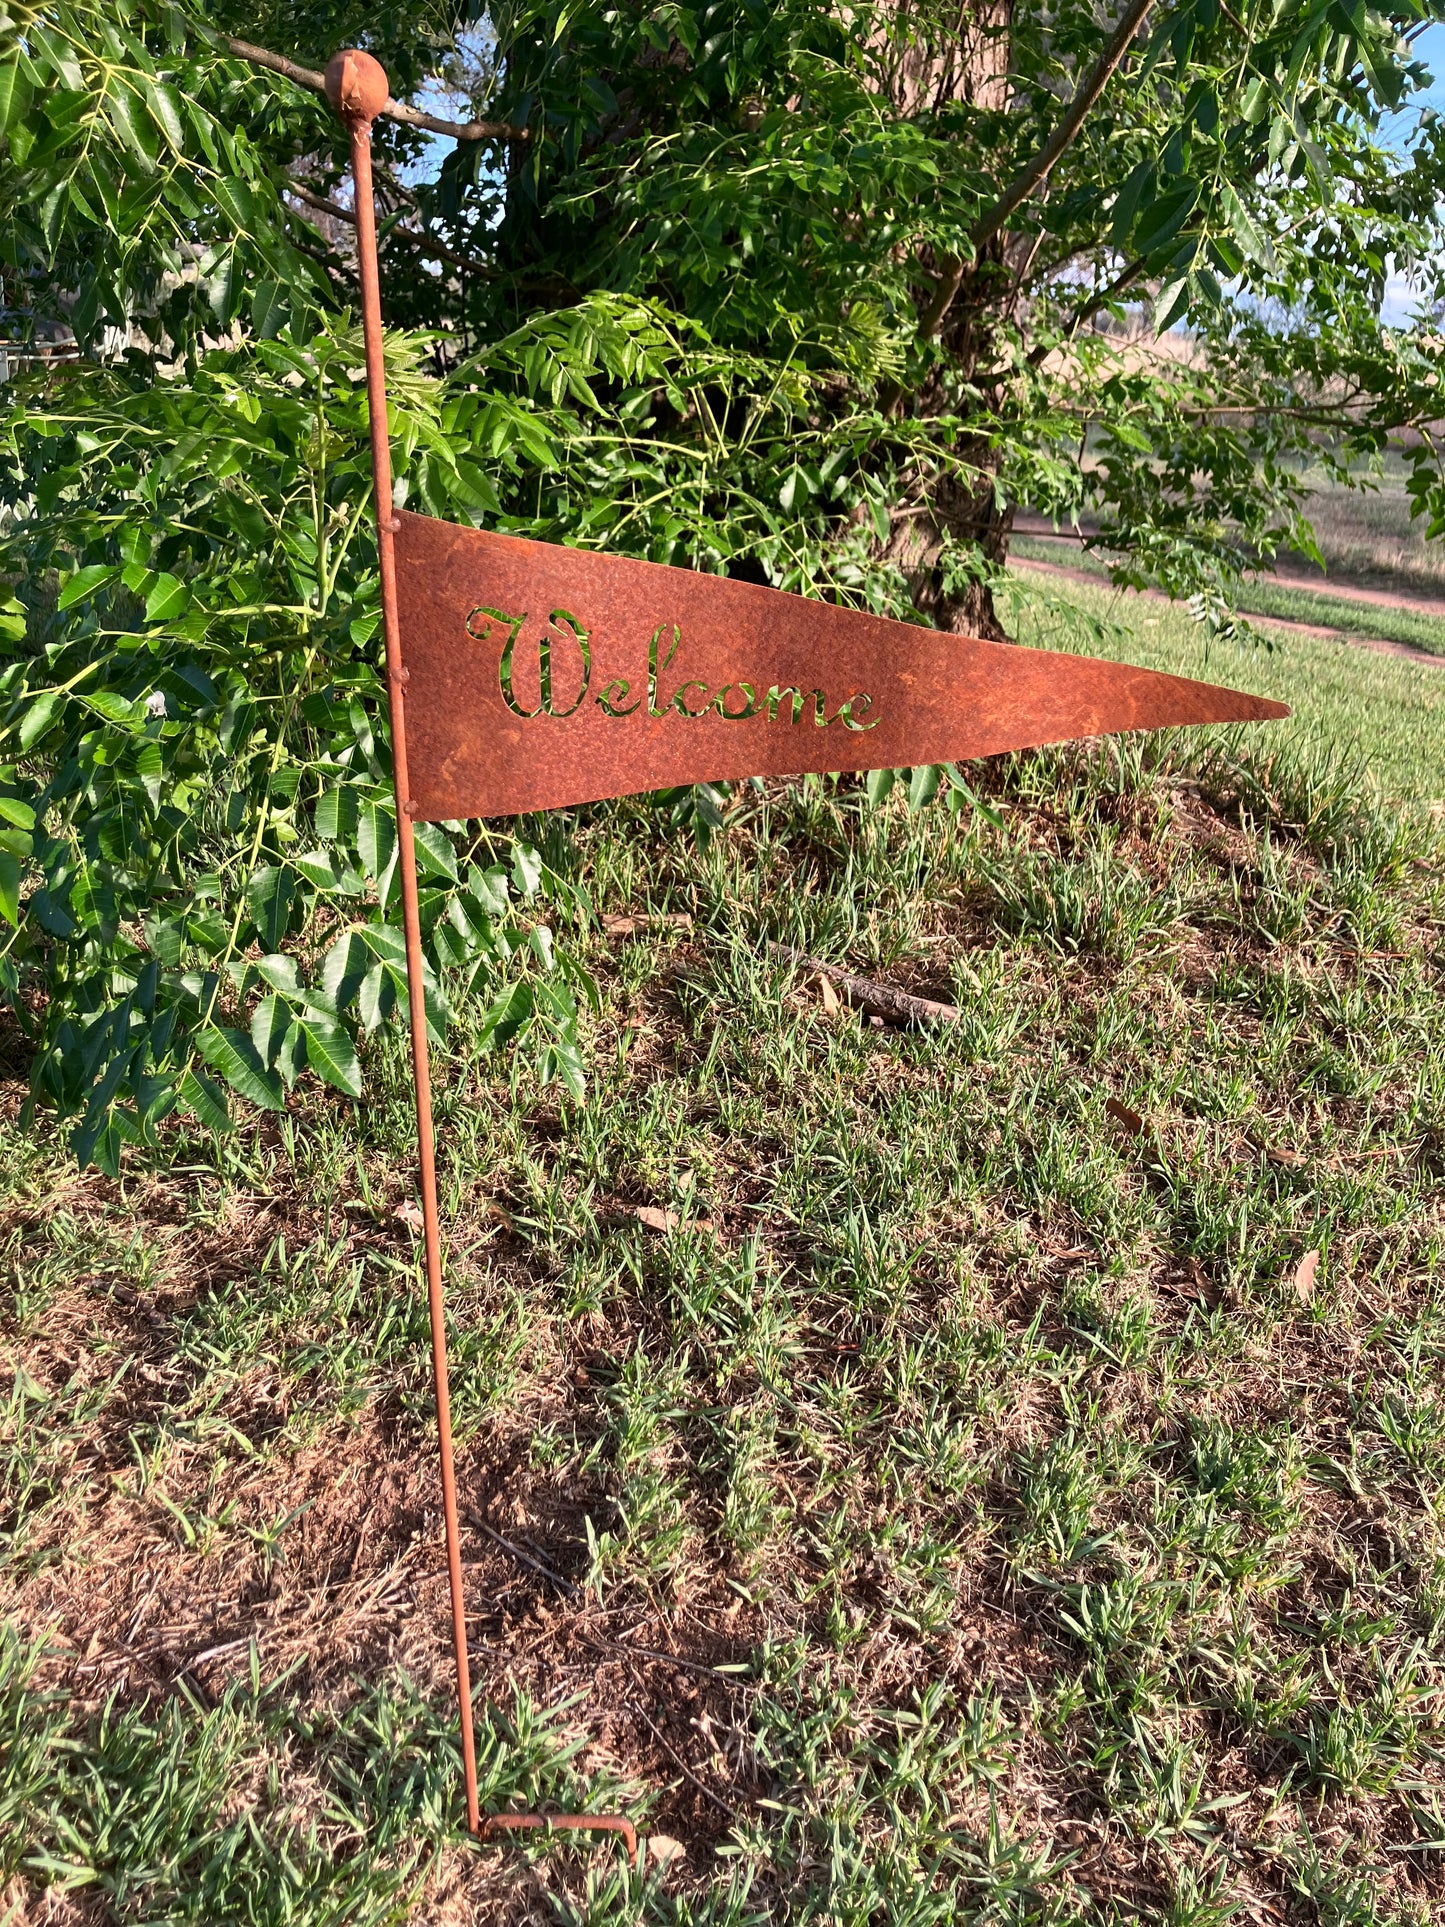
[465,606,878,731]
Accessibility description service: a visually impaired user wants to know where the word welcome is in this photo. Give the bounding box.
[465,606,878,730]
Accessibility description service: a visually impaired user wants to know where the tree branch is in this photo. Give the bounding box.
[286,181,497,276]
[1025,256,1150,366]
[971,0,1156,249]
[223,37,530,143]
[918,0,1156,341]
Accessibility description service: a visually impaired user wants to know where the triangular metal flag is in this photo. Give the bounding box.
[324,41,1287,1857]
[392,511,1287,822]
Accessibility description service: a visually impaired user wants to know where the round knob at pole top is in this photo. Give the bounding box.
[324,49,390,124]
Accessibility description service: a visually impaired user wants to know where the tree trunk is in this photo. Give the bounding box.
[878,405,1016,642]
[878,1,1017,641]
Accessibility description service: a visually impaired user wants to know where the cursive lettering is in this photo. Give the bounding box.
[597,676,641,717]
[468,608,876,729]
[470,605,592,717]
[648,624,683,717]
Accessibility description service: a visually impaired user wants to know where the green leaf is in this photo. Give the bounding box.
[292,848,346,891]
[246,867,294,949]
[29,23,83,92]
[908,764,941,810]
[1219,182,1275,270]
[144,573,190,623]
[315,786,358,844]
[178,1068,232,1134]
[301,1016,362,1097]
[143,911,184,967]
[105,81,158,171]
[865,767,897,805]
[0,851,19,926]
[412,821,458,882]
[140,77,187,156]
[469,864,510,917]
[255,952,302,996]
[358,800,395,880]
[511,841,543,896]
[195,1025,285,1111]
[321,928,368,1008]
[477,979,534,1050]
[0,797,35,830]
[0,58,31,140]
[212,176,259,235]
[135,739,163,808]
[31,885,76,938]
[1152,275,1193,335]
[1134,181,1201,260]
[251,279,287,341]
[943,767,1004,828]
[18,690,61,752]
[57,565,119,611]
[251,994,292,1066]
[358,961,395,1032]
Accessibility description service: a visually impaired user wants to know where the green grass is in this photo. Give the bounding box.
[1005,564,1445,805]
[1288,457,1445,597]
[1233,579,1445,659]
[4,579,1445,1923]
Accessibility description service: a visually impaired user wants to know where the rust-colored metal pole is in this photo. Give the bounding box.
[324,47,481,1837]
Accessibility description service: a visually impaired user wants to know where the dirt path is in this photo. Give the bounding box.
[1009,554,1445,666]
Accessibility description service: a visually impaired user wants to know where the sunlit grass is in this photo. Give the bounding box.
[1007,561,1445,804]
[4,583,1444,1924]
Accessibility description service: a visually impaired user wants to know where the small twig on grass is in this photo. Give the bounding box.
[630,1700,740,1818]
[602,911,694,938]
[468,1515,580,1598]
[579,1631,750,1688]
[767,942,961,1027]
[176,1634,255,1677]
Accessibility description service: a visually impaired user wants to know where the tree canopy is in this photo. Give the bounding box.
[2,0,1444,1164]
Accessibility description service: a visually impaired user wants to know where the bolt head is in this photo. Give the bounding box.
[324,49,389,123]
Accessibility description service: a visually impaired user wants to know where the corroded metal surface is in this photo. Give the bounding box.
[481,1812,639,1865]
[392,512,1289,822]
[328,47,482,1837]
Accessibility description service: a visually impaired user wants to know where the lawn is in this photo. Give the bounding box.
[1285,458,1445,599]
[3,578,1445,1925]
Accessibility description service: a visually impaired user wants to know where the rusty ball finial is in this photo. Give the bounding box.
[324,49,390,124]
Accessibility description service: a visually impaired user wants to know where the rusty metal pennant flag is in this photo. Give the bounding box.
[391,511,1288,822]
[323,42,1289,1858]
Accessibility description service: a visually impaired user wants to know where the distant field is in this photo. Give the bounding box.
[1019,450,1445,617]
[1290,458,1445,595]
[1010,533,1445,659]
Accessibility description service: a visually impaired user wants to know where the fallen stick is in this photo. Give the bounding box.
[601,911,694,938]
[468,1515,580,1598]
[767,943,960,1027]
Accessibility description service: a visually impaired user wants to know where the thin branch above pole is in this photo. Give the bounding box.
[918,0,1156,341]
[225,36,530,143]
[286,180,497,276]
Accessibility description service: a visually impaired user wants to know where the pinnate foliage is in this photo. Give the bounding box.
[6,0,1445,1162]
